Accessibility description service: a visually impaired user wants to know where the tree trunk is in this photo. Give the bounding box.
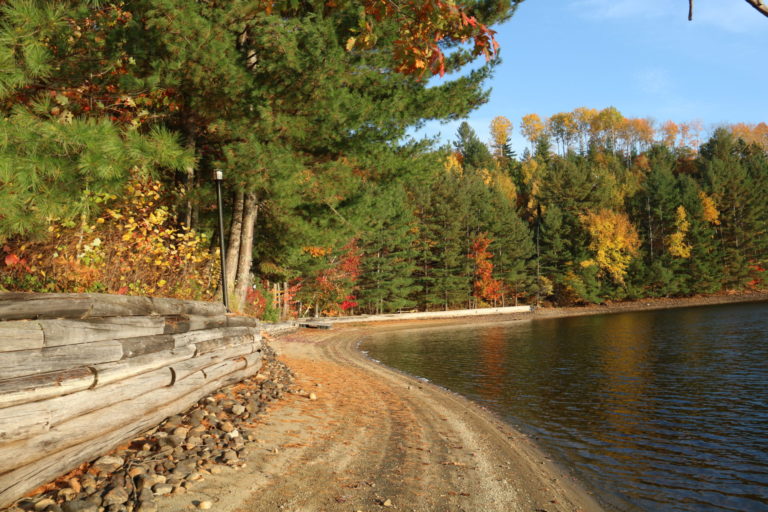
[235,193,258,308]
[225,190,245,292]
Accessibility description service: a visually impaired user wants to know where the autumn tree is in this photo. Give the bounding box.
[489,115,514,167]
[468,233,503,306]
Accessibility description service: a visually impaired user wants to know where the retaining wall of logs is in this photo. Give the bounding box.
[0,293,263,509]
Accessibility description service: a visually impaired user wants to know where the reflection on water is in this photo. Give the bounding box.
[361,302,768,512]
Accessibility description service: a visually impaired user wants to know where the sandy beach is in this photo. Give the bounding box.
[156,292,768,512]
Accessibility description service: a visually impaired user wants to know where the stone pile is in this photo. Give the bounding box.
[6,345,294,512]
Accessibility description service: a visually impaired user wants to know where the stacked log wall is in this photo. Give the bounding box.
[0,293,263,508]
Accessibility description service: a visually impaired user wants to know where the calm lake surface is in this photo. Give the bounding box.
[360,302,768,512]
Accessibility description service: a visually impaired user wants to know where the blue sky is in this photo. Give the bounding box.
[416,0,768,151]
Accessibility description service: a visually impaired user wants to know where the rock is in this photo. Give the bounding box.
[175,460,197,476]
[189,424,206,436]
[44,505,63,512]
[93,456,124,473]
[151,483,173,496]
[231,404,245,416]
[68,478,82,494]
[382,499,393,507]
[209,466,222,475]
[136,502,157,512]
[198,501,212,510]
[80,475,96,490]
[173,427,190,439]
[102,487,129,506]
[227,430,240,439]
[62,501,99,512]
[222,450,238,463]
[127,467,145,478]
[188,409,205,426]
[138,488,154,503]
[34,498,56,511]
[308,393,317,400]
[84,494,102,507]
[57,487,78,501]
[220,422,234,433]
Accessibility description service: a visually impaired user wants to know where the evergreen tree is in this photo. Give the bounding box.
[355,184,419,314]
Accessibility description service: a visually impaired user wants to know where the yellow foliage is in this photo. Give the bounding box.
[1,177,218,299]
[491,171,517,202]
[666,205,692,258]
[444,152,463,175]
[490,116,512,161]
[579,209,640,283]
[303,246,331,258]
[699,191,721,225]
[521,113,545,145]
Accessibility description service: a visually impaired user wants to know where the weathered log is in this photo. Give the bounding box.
[194,331,259,356]
[0,366,175,443]
[149,297,226,317]
[0,368,96,409]
[171,326,257,349]
[92,345,196,388]
[41,316,166,347]
[188,314,227,331]
[0,341,123,380]
[170,342,261,381]
[0,356,258,480]
[0,360,259,508]
[0,321,44,352]
[162,314,190,334]
[225,315,261,328]
[0,293,225,321]
[0,342,261,444]
[118,334,175,359]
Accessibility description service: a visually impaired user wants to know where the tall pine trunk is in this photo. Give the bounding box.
[235,193,258,308]
[225,190,245,292]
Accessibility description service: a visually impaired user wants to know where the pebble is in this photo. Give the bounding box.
[68,478,82,494]
[93,456,124,473]
[136,502,157,512]
[308,393,317,400]
[13,346,294,512]
[62,501,99,512]
[198,501,212,510]
[151,484,173,496]
[102,487,129,506]
[383,498,393,507]
[127,467,145,478]
[34,498,56,511]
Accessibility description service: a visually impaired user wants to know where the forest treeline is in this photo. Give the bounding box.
[0,1,766,317]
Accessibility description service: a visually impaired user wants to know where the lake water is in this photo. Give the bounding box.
[360,302,768,512]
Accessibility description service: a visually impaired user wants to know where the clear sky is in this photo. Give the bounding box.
[416,0,768,151]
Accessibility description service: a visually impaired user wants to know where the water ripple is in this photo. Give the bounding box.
[362,301,768,512]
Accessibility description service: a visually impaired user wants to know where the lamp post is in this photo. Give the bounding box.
[213,169,230,312]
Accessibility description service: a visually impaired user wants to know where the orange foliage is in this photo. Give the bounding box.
[468,233,503,304]
[1,177,218,299]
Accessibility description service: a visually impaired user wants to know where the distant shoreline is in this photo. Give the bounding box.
[312,291,768,330]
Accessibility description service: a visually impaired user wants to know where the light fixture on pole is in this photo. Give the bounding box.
[213,169,230,312]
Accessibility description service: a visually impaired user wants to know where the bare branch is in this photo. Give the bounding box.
[690,0,768,20]
[744,0,768,17]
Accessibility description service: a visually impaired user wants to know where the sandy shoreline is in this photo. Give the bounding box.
[156,324,603,511]
[155,293,767,511]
